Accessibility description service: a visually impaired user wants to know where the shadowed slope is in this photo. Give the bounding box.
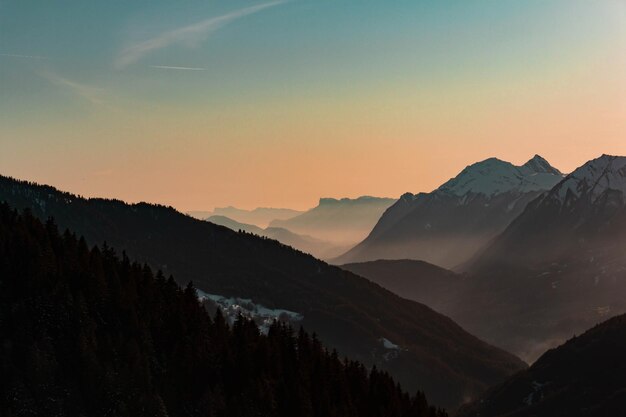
[0,204,447,417]
[459,314,626,417]
[341,259,463,313]
[0,175,525,409]
[335,156,563,269]
[452,155,626,362]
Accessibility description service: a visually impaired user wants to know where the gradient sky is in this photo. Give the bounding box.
[1,0,625,211]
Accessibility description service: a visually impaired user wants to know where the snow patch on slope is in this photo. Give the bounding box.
[378,338,401,362]
[524,381,548,406]
[197,289,303,334]
[380,338,400,350]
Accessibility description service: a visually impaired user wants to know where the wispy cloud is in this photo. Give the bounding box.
[150,65,207,71]
[116,0,286,69]
[40,71,105,105]
[0,53,48,60]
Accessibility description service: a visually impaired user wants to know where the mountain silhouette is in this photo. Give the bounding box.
[0,174,525,409]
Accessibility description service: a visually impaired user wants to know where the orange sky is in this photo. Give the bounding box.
[1,1,625,211]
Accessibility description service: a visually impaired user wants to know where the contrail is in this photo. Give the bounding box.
[150,65,207,71]
[0,53,47,59]
[116,0,286,69]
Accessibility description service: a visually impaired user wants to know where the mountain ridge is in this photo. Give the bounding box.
[188,206,303,228]
[334,155,564,268]
[207,214,349,259]
[448,154,626,362]
[0,203,448,417]
[270,196,397,246]
[458,313,626,417]
[0,174,525,409]
[340,259,463,314]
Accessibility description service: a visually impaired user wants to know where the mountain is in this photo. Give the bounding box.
[458,314,626,417]
[334,156,563,269]
[451,155,626,362]
[0,175,525,409]
[186,210,214,220]
[207,215,349,259]
[340,260,463,314]
[269,196,397,246]
[188,206,303,228]
[208,214,266,234]
[471,154,626,268]
[0,204,447,417]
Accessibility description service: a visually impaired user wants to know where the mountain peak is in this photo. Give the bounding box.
[522,154,562,175]
[554,154,626,201]
[317,196,395,206]
[436,156,562,198]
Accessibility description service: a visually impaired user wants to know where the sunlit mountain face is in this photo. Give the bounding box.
[2,1,626,416]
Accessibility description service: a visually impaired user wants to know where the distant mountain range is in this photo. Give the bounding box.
[4,153,626,413]
[206,215,349,259]
[0,175,524,409]
[270,196,396,246]
[188,206,303,228]
[342,155,626,365]
[471,154,626,268]
[334,155,563,269]
[190,196,396,253]
[459,313,626,417]
[453,154,626,361]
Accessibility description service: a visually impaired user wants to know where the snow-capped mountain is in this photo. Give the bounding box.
[0,174,525,409]
[437,155,563,197]
[334,155,564,269]
[472,154,626,268]
[554,154,626,202]
[451,155,626,362]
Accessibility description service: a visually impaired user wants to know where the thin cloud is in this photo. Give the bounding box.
[0,53,48,60]
[150,65,207,71]
[116,0,286,69]
[40,71,105,105]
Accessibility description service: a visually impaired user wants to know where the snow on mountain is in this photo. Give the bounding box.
[436,155,563,198]
[554,154,626,202]
[380,337,400,350]
[460,155,626,363]
[521,154,562,175]
[196,290,303,334]
[378,337,402,361]
[333,155,564,268]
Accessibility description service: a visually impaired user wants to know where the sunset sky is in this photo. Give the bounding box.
[1,0,625,211]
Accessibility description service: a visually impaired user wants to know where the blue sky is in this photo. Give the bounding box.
[3,0,618,110]
[1,1,625,210]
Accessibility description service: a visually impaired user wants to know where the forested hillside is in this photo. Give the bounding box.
[0,204,446,417]
[0,175,525,409]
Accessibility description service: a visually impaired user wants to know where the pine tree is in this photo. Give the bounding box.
[0,203,447,417]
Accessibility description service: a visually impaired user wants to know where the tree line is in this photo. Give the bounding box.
[0,203,446,417]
